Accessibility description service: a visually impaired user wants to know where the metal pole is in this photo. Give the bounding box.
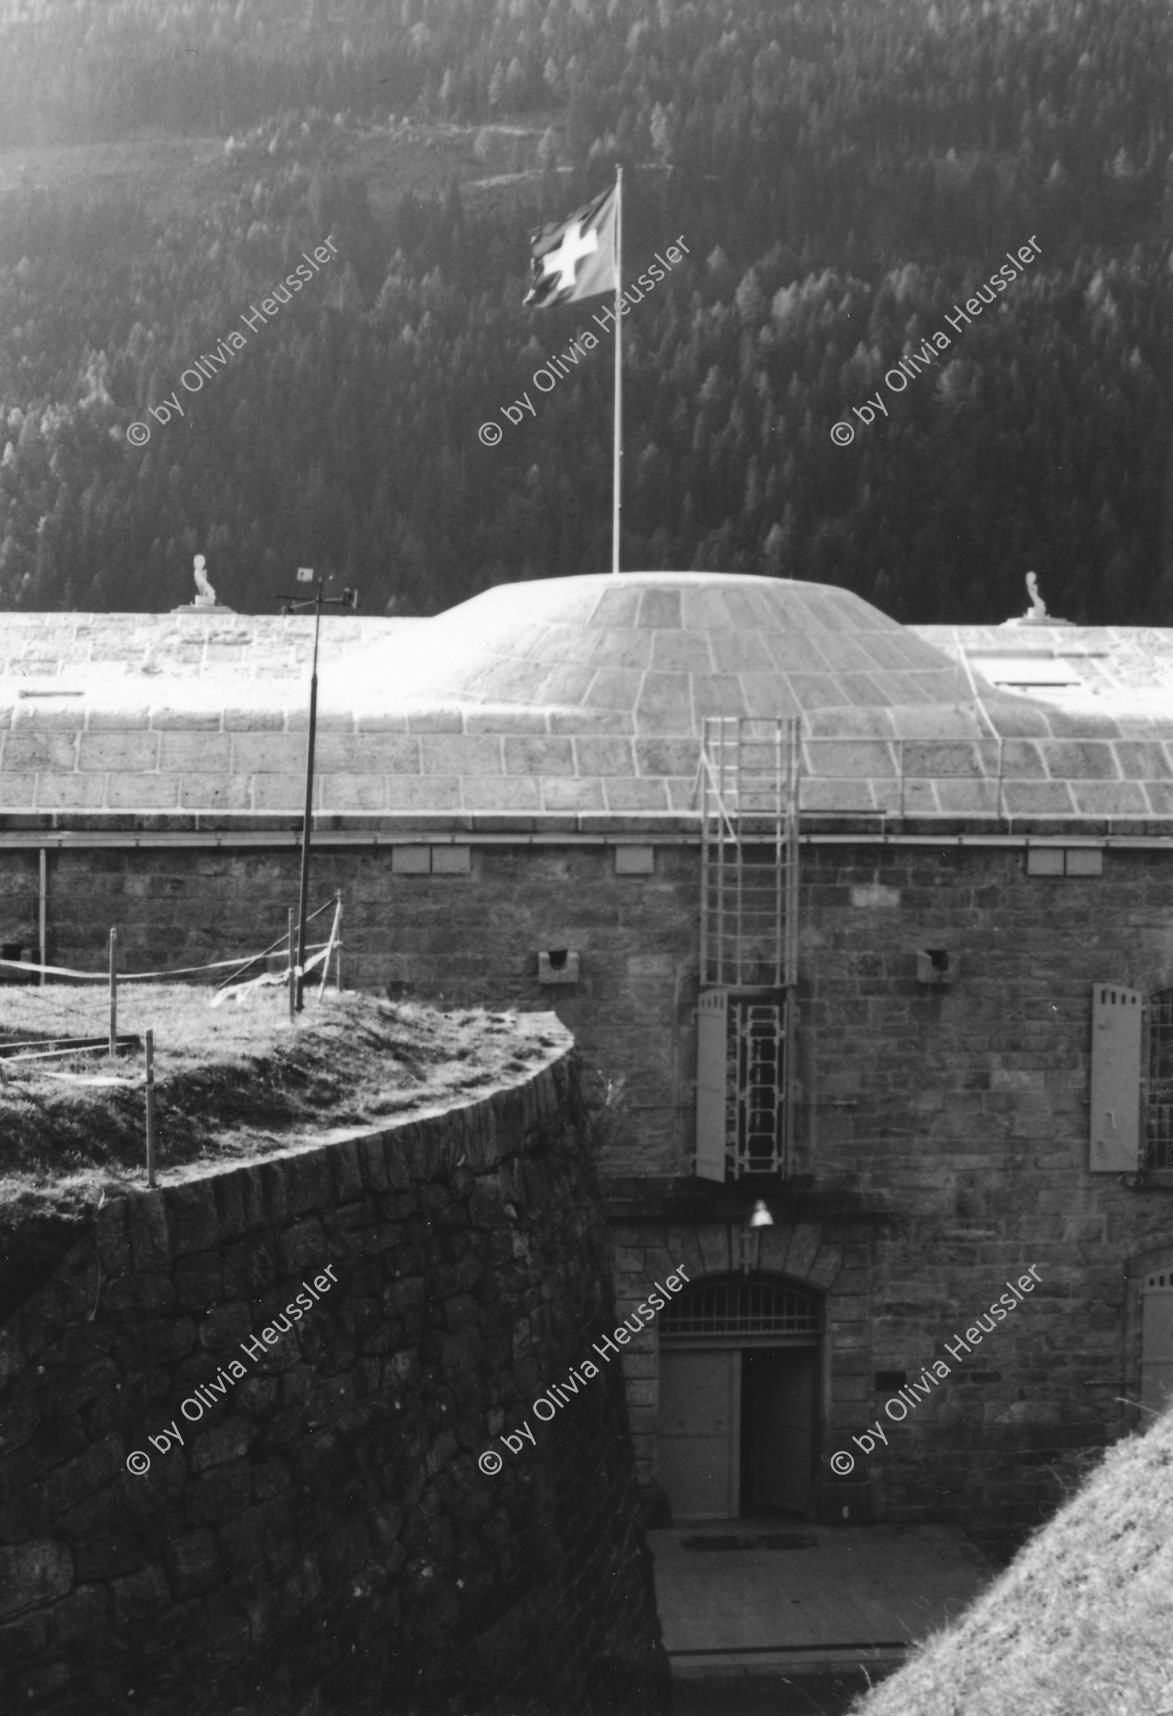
[108,928,117,1056]
[144,1029,156,1188]
[611,165,623,576]
[772,719,782,989]
[784,720,800,1177]
[734,721,743,987]
[334,890,343,993]
[279,575,355,1008]
[287,907,296,1024]
[38,848,46,986]
[295,590,323,1012]
[699,724,710,989]
[714,722,725,987]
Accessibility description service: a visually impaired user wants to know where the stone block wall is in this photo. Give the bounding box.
[0,1046,670,1715]
[0,841,702,1178]
[591,840,1173,1534]
[9,835,1173,1534]
[788,841,1173,1528]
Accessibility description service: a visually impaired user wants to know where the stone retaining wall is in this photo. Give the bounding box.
[0,1043,670,1715]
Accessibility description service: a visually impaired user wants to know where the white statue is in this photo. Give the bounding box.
[1002,569,1073,628]
[193,554,216,604]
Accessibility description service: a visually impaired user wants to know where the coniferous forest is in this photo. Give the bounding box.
[0,0,1169,624]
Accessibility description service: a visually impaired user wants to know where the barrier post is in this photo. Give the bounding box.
[287,908,296,1024]
[144,1030,157,1188]
[108,929,118,1057]
[38,848,46,987]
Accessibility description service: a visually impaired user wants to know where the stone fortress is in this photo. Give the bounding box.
[4,568,1173,1536]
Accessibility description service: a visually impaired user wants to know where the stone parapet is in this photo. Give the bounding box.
[0,1043,669,1716]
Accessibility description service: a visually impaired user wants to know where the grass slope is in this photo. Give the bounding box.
[0,983,561,1324]
[851,1408,1173,1716]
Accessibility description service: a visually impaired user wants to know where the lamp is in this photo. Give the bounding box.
[743,1199,774,1274]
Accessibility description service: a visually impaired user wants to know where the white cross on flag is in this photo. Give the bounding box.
[524,183,617,308]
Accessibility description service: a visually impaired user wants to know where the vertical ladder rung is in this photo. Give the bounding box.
[700,715,801,1169]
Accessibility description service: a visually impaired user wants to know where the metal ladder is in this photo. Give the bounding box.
[697,718,801,1178]
[700,717,799,990]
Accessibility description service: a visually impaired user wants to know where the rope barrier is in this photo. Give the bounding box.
[0,952,265,981]
[212,896,338,993]
[124,945,328,982]
[0,905,339,986]
[317,895,343,1002]
[210,944,335,1008]
[0,956,107,981]
[0,1032,142,1060]
[1,1037,142,1065]
[38,1072,140,1086]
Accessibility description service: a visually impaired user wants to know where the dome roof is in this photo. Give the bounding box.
[6,577,1173,828]
[378,572,965,733]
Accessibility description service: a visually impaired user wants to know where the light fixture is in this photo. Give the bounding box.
[742,1200,774,1276]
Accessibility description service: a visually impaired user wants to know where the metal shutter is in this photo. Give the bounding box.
[1089,983,1141,1171]
[1142,1273,1173,1415]
[695,988,728,1182]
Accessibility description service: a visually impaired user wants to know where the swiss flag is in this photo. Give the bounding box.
[524,184,617,309]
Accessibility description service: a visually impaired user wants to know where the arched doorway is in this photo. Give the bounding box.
[657,1273,821,1521]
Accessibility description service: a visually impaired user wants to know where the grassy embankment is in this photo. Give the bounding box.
[0,983,559,1322]
[850,1405,1173,1716]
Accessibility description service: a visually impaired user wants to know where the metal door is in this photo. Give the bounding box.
[658,1349,740,1520]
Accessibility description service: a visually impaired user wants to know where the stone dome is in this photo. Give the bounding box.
[6,576,1173,826]
[374,572,966,733]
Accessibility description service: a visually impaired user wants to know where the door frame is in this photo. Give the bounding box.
[658,1333,822,1519]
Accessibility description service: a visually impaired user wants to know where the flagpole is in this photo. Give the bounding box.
[611,165,622,576]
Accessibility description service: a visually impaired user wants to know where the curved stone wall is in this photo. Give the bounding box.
[0,1048,669,1715]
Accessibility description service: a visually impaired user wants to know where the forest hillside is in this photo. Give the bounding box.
[0,0,1169,624]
